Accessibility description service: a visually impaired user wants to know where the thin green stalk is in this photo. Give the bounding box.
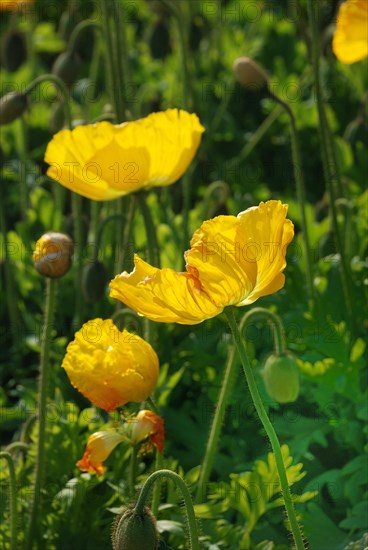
[136,192,161,268]
[26,278,57,550]
[111,307,143,335]
[150,452,163,516]
[17,117,28,218]
[306,0,354,331]
[159,0,192,248]
[227,105,283,168]
[159,0,191,110]
[115,195,136,275]
[195,343,237,504]
[135,469,199,550]
[129,446,139,497]
[269,92,315,308]
[0,452,17,550]
[100,1,119,121]
[71,192,83,328]
[0,183,20,351]
[195,307,286,503]
[224,307,306,550]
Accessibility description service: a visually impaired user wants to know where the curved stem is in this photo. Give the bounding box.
[150,452,163,516]
[24,74,72,128]
[224,307,306,550]
[195,307,286,503]
[135,469,199,550]
[0,452,17,550]
[269,91,315,309]
[68,20,101,54]
[26,278,57,550]
[111,307,143,336]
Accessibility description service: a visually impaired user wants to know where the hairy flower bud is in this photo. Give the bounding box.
[33,232,74,278]
[82,260,108,302]
[262,352,300,403]
[112,506,159,550]
[0,92,27,125]
[233,57,268,91]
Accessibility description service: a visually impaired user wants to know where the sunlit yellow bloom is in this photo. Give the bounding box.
[332,0,368,63]
[110,200,294,325]
[44,109,204,201]
[62,319,159,412]
[131,410,165,454]
[0,0,32,10]
[76,431,124,476]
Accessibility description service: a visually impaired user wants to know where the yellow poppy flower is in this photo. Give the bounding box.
[332,0,368,64]
[62,319,159,412]
[131,410,165,454]
[76,431,124,476]
[44,109,204,201]
[110,200,294,325]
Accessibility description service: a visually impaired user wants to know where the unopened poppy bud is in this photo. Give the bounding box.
[262,352,300,403]
[52,51,81,87]
[112,506,159,550]
[149,19,171,60]
[0,92,27,125]
[233,57,268,91]
[1,29,27,72]
[82,260,108,302]
[49,102,65,133]
[33,232,74,278]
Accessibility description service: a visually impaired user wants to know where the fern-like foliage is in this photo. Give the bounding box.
[195,444,316,549]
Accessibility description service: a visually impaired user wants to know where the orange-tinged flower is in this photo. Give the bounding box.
[131,410,165,454]
[110,201,294,325]
[332,0,368,64]
[76,431,124,475]
[0,0,32,10]
[44,109,204,201]
[62,319,159,412]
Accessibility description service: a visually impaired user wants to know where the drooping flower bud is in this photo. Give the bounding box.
[233,56,269,91]
[33,232,74,278]
[1,29,27,72]
[82,260,108,302]
[49,101,65,134]
[52,51,81,87]
[262,352,300,403]
[0,91,27,125]
[111,506,159,550]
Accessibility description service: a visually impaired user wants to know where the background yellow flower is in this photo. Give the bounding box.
[0,0,32,10]
[62,319,159,411]
[333,0,368,63]
[110,201,294,324]
[44,109,204,200]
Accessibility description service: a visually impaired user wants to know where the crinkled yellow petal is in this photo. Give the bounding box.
[76,431,124,475]
[62,319,159,411]
[110,201,293,324]
[235,200,294,305]
[333,0,368,64]
[109,255,221,325]
[45,110,204,201]
[185,215,257,307]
